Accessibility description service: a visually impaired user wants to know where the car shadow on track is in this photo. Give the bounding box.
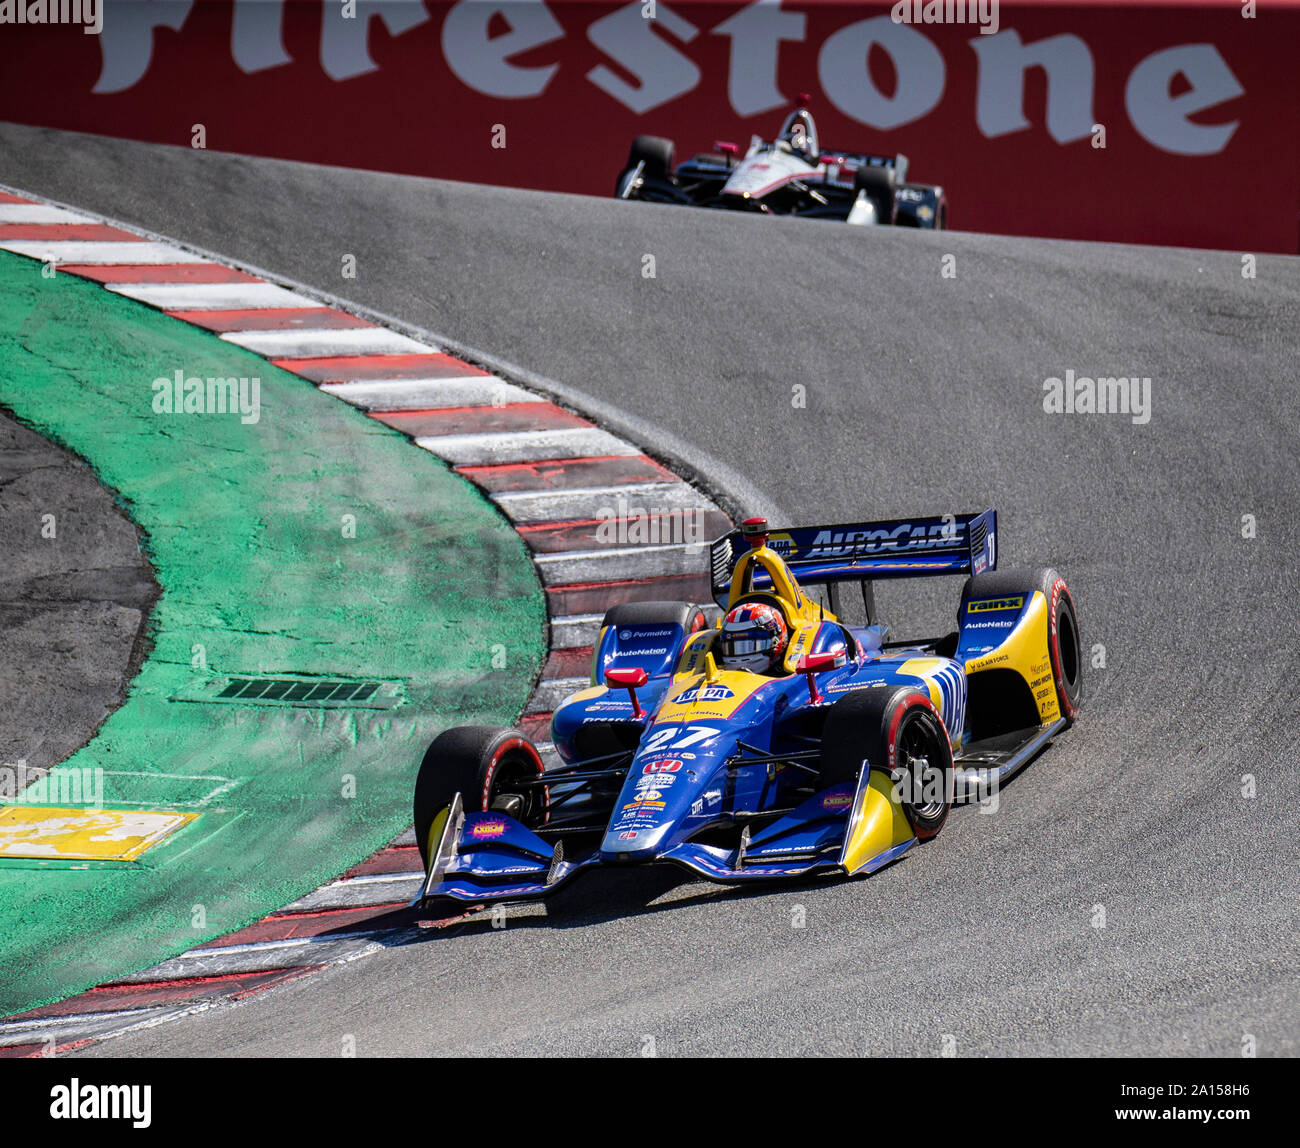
[326,752,1051,947]
[398,863,874,942]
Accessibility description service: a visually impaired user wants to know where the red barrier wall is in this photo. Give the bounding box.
[1,0,1296,252]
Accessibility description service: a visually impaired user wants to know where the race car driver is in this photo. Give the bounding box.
[716,601,789,675]
[778,108,819,161]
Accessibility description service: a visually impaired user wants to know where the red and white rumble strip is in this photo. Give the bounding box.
[0,185,731,1056]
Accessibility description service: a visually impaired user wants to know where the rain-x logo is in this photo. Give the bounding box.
[0,0,101,34]
[50,1078,151,1129]
[151,370,261,424]
[0,761,103,809]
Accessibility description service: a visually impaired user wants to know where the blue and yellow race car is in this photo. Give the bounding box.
[413,512,1082,905]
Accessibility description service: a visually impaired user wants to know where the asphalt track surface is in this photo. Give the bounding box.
[0,411,156,777]
[2,123,1297,1057]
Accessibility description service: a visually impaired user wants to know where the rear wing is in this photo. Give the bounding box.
[709,510,997,605]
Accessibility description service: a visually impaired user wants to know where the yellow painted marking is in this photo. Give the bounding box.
[0,807,198,861]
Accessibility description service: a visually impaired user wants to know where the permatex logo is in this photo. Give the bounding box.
[968,596,1023,613]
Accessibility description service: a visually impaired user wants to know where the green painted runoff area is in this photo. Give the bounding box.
[0,251,545,1016]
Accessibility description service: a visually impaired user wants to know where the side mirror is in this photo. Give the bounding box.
[605,667,649,717]
[714,140,740,159]
[795,651,847,704]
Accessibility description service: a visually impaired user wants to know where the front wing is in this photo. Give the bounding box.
[415,765,918,906]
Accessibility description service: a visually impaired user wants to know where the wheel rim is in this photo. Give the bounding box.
[897,712,948,823]
[486,743,546,825]
[1058,600,1080,690]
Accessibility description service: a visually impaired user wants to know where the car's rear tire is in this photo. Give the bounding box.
[413,727,547,868]
[960,567,1083,725]
[820,686,954,840]
[854,164,897,225]
[618,135,675,194]
[600,599,707,633]
[627,135,674,176]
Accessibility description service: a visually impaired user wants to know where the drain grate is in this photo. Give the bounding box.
[175,677,403,709]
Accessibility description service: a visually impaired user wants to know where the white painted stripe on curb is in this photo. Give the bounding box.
[534,543,708,586]
[551,613,604,650]
[111,934,388,983]
[321,377,538,411]
[493,482,712,525]
[104,281,321,310]
[415,428,638,467]
[0,1007,168,1047]
[0,240,209,264]
[0,204,96,224]
[536,742,563,770]
[278,872,424,912]
[528,676,590,713]
[220,327,436,358]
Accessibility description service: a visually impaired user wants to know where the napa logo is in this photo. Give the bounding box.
[767,532,798,558]
[676,683,735,705]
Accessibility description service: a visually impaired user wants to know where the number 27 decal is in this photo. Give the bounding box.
[642,724,718,752]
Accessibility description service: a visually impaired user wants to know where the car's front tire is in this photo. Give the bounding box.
[413,726,547,869]
[820,686,954,840]
[854,164,897,225]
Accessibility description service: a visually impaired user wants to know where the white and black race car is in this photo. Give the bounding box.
[615,104,947,228]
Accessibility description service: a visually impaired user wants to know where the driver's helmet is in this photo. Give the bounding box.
[778,109,818,161]
[718,601,789,674]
